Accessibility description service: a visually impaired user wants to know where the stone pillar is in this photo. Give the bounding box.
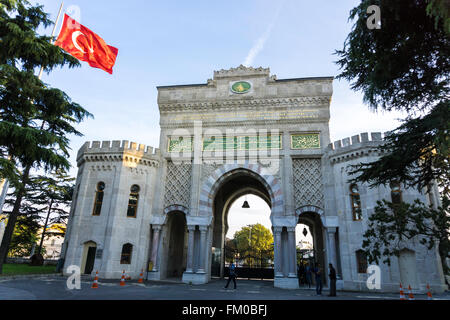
[185,225,196,273]
[287,227,297,278]
[273,227,283,277]
[197,225,207,274]
[327,227,337,270]
[150,225,162,272]
[0,220,5,245]
[282,132,295,215]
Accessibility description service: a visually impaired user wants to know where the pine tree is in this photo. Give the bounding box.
[335,0,449,279]
[2,170,73,261]
[335,0,449,194]
[0,0,92,273]
[33,170,74,261]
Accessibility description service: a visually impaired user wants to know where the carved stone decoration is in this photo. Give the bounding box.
[164,161,192,208]
[214,65,270,79]
[159,96,330,113]
[292,159,324,208]
[291,134,320,150]
[201,163,221,182]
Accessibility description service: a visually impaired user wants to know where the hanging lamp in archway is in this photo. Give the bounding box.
[242,195,250,209]
[303,227,308,237]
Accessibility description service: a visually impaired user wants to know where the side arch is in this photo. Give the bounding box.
[295,205,324,217]
[164,204,190,216]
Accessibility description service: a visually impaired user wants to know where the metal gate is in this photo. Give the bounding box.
[223,244,274,280]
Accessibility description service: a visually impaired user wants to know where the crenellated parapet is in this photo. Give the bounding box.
[76,140,160,168]
[326,132,389,163]
[213,65,271,79]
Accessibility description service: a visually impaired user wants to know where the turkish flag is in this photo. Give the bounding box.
[55,14,118,74]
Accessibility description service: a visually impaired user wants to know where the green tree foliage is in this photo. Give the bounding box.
[232,224,274,268]
[336,0,449,280]
[426,0,450,33]
[335,0,449,194]
[352,105,449,195]
[0,0,92,273]
[0,215,40,257]
[33,169,74,256]
[224,238,237,264]
[362,198,450,276]
[2,169,74,258]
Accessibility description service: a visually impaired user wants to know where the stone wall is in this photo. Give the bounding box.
[63,140,160,279]
[324,132,447,293]
[6,257,58,266]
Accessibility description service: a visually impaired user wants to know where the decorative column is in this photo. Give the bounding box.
[287,227,297,278]
[150,225,162,272]
[273,227,283,277]
[185,225,196,273]
[197,225,207,274]
[327,227,337,270]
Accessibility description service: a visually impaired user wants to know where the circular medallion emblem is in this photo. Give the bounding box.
[231,81,251,94]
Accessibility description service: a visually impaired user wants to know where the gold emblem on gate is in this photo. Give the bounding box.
[231,81,251,94]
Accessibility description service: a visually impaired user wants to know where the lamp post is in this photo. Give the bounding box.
[248,227,252,268]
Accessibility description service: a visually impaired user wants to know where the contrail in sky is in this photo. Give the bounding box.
[243,1,285,67]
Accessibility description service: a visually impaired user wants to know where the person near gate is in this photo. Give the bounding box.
[314,263,322,295]
[297,263,304,286]
[305,263,312,288]
[224,262,237,289]
[328,263,337,297]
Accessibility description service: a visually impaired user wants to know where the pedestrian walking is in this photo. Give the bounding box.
[328,263,337,297]
[305,263,312,288]
[314,263,322,295]
[224,262,237,289]
[297,264,304,286]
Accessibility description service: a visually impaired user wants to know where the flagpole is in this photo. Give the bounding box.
[37,1,65,80]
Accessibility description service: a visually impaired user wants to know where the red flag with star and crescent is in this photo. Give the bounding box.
[55,14,118,74]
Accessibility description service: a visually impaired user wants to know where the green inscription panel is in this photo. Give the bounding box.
[203,135,282,151]
[168,137,193,152]
[291,134,320,149]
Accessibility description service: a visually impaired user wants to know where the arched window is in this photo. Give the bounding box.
[120,243,133,264]
[350,184,362,221]
[356,250,368,274]
[127,185,140,218]
[390,182,402,204]
[92,182,105,216]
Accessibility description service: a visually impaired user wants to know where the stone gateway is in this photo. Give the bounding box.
[62,66,447,293]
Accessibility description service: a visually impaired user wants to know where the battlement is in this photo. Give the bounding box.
[213,65,271,79]
[328,132,387,151]
[325,132,390,163]
[77,140,160,161]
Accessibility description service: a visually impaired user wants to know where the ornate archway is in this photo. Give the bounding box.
[198,163,283,280]
[199,163,284,217]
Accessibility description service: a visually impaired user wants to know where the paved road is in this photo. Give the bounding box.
[0,276,448,300]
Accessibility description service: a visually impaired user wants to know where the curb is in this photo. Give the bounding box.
[0,273,64,281]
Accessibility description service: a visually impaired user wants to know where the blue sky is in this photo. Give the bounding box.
[33,1,405,241]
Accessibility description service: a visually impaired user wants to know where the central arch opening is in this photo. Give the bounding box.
[210,169,274,280]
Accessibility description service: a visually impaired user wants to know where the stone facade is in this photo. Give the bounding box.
[62,66,447,293]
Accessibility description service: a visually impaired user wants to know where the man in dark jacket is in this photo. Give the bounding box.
[328,263,337,297]
[224,263,237,289]
[314,263,322,295]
